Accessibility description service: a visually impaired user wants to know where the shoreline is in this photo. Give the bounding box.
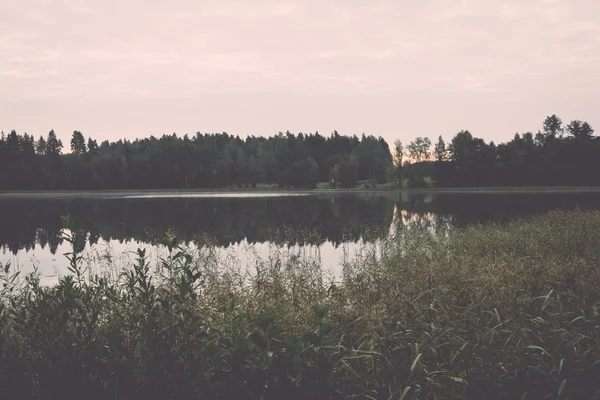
[2,185,600,199]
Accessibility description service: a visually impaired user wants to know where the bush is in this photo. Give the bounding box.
[407,176,427,188]
[1,210,600,398]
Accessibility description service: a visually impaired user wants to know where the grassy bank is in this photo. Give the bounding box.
[1,211,600,399]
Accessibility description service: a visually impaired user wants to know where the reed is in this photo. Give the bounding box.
[1,210,599,399]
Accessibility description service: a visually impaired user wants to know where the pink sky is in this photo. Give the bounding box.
[1,0,599,145]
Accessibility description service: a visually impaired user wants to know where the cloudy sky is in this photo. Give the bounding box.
[1,0,599,145]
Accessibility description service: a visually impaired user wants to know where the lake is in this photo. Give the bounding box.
[2,190,600,285]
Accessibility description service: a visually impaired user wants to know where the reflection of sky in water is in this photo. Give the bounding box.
[2,209,439,286]
[389,205,454,236]
[121,192,310,199]
[3,236,377,286]
[4,190,600,285]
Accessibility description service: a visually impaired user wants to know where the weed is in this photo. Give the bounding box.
[0,210,599,398]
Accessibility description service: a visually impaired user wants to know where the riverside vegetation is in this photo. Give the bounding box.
[1,114,599,191]
[1,210,600,399]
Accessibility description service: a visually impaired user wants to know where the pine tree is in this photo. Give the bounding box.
[46,130,63,155]
[87,138,100,157]
[71,130,87,156]
[36,135,47,155]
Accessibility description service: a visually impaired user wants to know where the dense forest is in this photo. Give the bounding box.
[0,114,597,190]
[0,130,392,189]
[423,114,599,187]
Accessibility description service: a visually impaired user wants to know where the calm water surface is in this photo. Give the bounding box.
[2,191,600,284]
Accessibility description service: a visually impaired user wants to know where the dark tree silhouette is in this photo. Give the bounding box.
[0,115,598,191]
[70,131,87,156]
[0,130,393,190]
[46,130,63,156]
[87,138,99,157]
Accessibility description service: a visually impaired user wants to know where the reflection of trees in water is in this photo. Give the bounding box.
[0,195,396,254]
[391,191,600,229]
[389,205,455,237]
[3,191,600,255]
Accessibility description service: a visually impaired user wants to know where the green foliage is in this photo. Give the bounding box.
[393,140,404,185]
[2,114,599,190]
[70,130,87,156]
[87,138,99,157]
[434,135,447,162]
[0,130,393,190]
[390,114,599,188]
[541,114,564,142]
[566,120,594,139]
[1,210,600,398]
[407,137,431,163]
[46,129,63,156]
[35,135,47,155]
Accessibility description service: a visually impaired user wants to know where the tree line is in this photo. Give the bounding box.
[0,114,597,190]
[396,114,598,187]
[0,130,392,189]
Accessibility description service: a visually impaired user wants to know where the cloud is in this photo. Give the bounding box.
[1,0,599,142]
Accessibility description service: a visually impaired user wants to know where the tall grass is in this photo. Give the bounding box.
[1,210,600,399]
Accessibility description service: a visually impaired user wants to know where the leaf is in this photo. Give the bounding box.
[450,351,461,367]
[559,359,564,376]
[9,271,20,284]
[541,289,554,310]
[399,386,411,400]
[411,353,422,374]
[311,305,328,320]
[558,379,567,398]
[566,316,583,328]
[494,308,502,324]
[449,376,467,385]
[526,345,551,358]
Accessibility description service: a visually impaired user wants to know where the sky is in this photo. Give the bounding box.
[1,0,599,145]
